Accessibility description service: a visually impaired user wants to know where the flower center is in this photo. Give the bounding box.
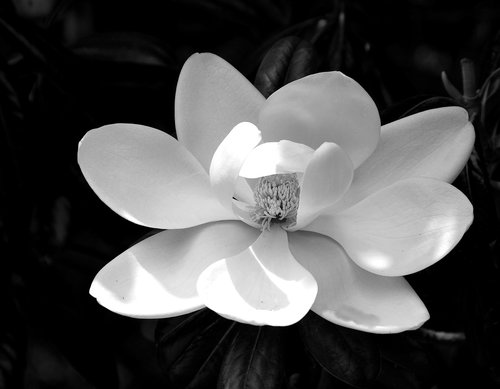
[251,173,300,231]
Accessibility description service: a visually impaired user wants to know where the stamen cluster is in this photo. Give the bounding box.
[251,173,300,230]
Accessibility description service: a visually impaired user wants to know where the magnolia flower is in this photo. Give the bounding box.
[78,53,474,333]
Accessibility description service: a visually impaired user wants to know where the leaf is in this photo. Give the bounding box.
[380,95,458,125]
[71,32,176,68]
[0,69,26,217]
[0,291,25,389]
[0,13,70,79]
[168,0,263,41]
[218,325,286,389]
[254,36,319,98]
[251,0,292,26]
[327,8,346,71]
[284,40,319,85]
[297,312,380,388]
[479,74,500,193]
[156,309,236,389]
[0,68,36,258]
[375,332,435,389]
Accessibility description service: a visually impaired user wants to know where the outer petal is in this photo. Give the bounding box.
[295,142,353,229]
[259,71,380,168]
[89,221,259,318]
[175,53,266,170]
[210,122,262,209]
[197,226,318,326]
[239,140,314,178]
[333,107,474,211]
[304,178,473,276]
[78,124,235,229]
[289,231,429,333]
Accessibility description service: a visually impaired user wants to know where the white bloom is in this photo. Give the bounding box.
[78,53,474,333]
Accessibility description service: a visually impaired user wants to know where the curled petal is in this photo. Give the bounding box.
[78,124,234,229]
[234,177,255,205]
[259,71,380,168]
[197,226,318,326]
[210,122,262,209]
[289,231,429,333]
[334,106,474,211]
[305,178,473,276]
[90,221,259,318]
[231,199,261,229]
[239,140,314,178]
[295,142,353,229]
[175,53,265,170]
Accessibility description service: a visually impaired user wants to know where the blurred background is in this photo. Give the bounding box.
[1,0,500,388]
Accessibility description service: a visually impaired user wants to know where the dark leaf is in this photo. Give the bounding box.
[218,325,286,389]
[156,309,236,389]
[328,8,346,71]
[463,58,500,385]
[463,79,500,386]
[0,292,26,389]
[26,254,121,389]
[68,32,177,130]
[250,0,292,27]
[71,32,176,68]
[0,68,36,273]
[284,41,319,85]
[168,0,267,43]
[479,74,500,193]
[0,13,71,80]
[375,332,435,389]
[284,332,323,389]
[297,312,379,388]
[156,309,219,369]
[171,0,290,33]
[400,96,460,118]
[0,69,26,221]
[381,95,458,124]
[254,36,319,98]
[480,296,500,384]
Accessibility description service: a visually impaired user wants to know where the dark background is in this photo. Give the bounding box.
[1,0,500,388]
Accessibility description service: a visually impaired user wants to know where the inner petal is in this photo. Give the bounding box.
[239,140,314,179]
[209,121,262,210]
[294,142,354,230]
[258,71,380,168]
[196,225,318,326]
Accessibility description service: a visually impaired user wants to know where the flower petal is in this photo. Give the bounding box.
[258,71,380,168]
[175,53,266,170]
[305,178,473,276]
[334,106,474,211]
[239,140,314,179]
[197,226,318,326]
[210,122,262,209]
[89,221,259,318]
[295,142,353,228]
[289,231,429,333]
[234,177,255,204]
[232,199,261,229]
[78,123,234,229]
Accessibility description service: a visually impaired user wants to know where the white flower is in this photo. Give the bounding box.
[78,53,474,333]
